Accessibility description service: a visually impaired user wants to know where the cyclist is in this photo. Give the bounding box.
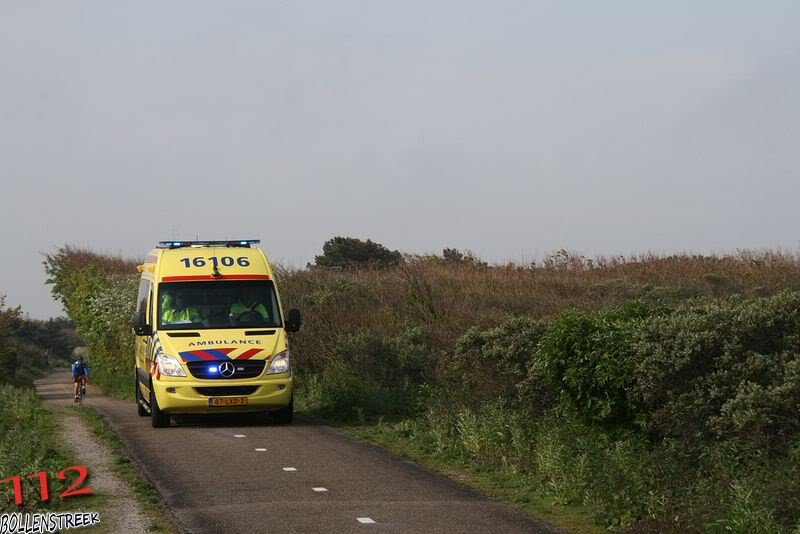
[72,356,89,402]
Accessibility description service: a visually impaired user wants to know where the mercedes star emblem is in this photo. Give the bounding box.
[219,361,236,377]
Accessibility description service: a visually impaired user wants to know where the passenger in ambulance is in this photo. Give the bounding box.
[229,287,269,324]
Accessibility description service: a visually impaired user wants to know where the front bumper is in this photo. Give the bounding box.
[152,374,292,414]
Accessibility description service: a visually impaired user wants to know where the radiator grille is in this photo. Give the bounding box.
[186,360,265,380]
[194,386,259,396]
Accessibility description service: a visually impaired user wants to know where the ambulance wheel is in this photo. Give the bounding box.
[150,387,171,428]
[135,378,148,417]
[273,396,293,425]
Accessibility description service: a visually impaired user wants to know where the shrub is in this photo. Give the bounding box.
[300,327,431,419]
[631,292,800,449]
[538,301,665,428]
[450,317,554,412]
[0,296,21,382]
[312,237,402,269]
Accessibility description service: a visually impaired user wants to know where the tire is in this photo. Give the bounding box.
[135,378,148,417]
[150,385,171,428]
[77,380,86,406]
[273,395,293,425]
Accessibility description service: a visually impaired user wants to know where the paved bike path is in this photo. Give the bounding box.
[36,371,557,534]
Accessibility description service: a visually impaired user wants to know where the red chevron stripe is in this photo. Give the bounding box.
[161,275,270,282]
[191,350,218,361]
[237,348,262,360]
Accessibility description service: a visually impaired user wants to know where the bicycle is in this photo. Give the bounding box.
[75,377,87,406]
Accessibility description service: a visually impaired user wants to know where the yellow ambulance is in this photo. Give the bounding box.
[131,240,301,427]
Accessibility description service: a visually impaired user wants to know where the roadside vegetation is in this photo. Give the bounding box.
[0,292,167,528]
[77,408,176,532]
[44,248,138,398]
[45,240,800,532]
[0,384,76,513]
[0,295,81,512]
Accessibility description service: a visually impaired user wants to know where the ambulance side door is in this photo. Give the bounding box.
[134,279,153,391]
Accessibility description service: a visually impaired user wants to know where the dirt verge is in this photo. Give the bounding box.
[34,375,154,534]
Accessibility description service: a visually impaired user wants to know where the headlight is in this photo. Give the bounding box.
[156,352,186,377]
[267,350,290,375]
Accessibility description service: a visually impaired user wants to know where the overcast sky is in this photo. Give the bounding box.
[1,1,799,319]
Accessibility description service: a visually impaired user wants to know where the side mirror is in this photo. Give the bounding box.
[131,311,152,336]
[284,308,303,333]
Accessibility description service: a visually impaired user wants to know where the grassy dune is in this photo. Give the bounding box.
[280,250,800,372]
[46,247,800,531]
[281,251,800,532]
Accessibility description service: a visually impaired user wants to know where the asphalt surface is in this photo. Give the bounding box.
[36,372,558,534]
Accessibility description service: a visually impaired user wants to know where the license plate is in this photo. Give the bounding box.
[208,397,248,407]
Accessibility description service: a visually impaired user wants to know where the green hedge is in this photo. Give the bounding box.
[44,248,137,397]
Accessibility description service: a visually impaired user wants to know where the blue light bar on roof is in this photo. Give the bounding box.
[157,240,260,249]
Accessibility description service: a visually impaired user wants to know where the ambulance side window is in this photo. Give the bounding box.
[148,288,154,326]
[136,280,152,326]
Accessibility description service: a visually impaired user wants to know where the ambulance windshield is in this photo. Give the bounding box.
[158,281,282,330]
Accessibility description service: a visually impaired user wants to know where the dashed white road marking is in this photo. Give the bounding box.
[282,467,297,472]
[312,487,327,492]
[357,517,375,524]
[255,448,267,452]
[233,434,246,438]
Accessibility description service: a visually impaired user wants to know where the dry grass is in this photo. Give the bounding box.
[278,250,800,370]
[278,250,800,530]
[45,246,139,277]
